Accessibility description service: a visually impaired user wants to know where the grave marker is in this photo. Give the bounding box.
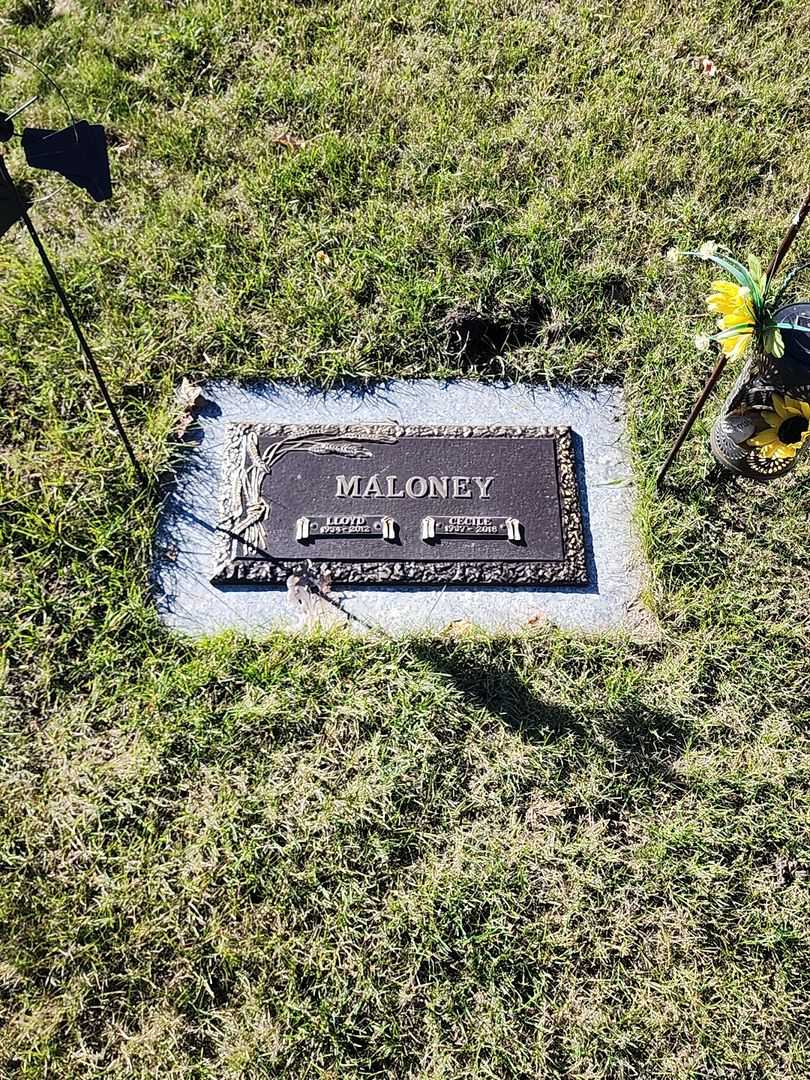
[213,423,587,586]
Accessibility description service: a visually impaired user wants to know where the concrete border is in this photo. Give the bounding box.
[153,380,653,637]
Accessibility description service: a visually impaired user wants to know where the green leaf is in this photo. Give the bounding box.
[684,250,755,291]
[748,253,765,287]
[774,321,810,334]
[771,261,810,309]
[716,246,755,279]
[712,322,755,341]
[764,326,784,358]
[747,253,766,305]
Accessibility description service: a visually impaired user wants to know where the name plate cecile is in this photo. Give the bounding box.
[213,423,587,586]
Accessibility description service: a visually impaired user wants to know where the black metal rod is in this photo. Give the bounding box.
[0,154,147,489]
[656,353,728,490]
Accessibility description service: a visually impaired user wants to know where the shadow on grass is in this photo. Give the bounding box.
[662,462,810,576]
[411,640,688,798]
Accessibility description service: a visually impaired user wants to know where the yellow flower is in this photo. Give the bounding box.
[746,394,810,460]
[706,280,755,360]
[707,281,750,317]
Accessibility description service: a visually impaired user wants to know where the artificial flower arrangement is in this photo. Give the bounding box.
[658,190,810,485]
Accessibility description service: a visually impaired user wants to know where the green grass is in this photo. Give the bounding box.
[2,0,810,1076]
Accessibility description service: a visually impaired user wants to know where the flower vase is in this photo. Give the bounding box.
[710,302,810,479]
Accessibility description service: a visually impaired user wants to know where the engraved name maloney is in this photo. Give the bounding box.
[213,423,587,587]
[335,474,494,499]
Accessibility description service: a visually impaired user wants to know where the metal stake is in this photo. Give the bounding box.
[0,153,147,489]
[655,353,728,490]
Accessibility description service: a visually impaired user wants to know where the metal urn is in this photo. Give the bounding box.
[710,302,810,479]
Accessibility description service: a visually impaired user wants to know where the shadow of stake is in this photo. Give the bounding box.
[411,639,689,808]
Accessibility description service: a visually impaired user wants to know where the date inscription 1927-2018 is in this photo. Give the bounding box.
[213,423,588,586]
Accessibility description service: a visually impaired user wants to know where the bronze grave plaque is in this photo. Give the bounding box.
[213,424,587,586]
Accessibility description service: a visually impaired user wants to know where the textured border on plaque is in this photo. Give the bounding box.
[212,424,587,586]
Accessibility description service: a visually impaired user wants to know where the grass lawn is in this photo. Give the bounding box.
[3,0,810,1076]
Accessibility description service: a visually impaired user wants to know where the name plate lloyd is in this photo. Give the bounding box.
[213,424,587,586]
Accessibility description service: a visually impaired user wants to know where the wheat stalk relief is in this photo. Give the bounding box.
[222,429,398,560]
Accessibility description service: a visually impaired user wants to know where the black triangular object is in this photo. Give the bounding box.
[21,122,82,161]
[0,171,23,238]
[57,171,111,203]
[22,120,112,202]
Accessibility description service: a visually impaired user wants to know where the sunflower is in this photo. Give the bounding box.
[707,280,756,360]
[746,393,810,460]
